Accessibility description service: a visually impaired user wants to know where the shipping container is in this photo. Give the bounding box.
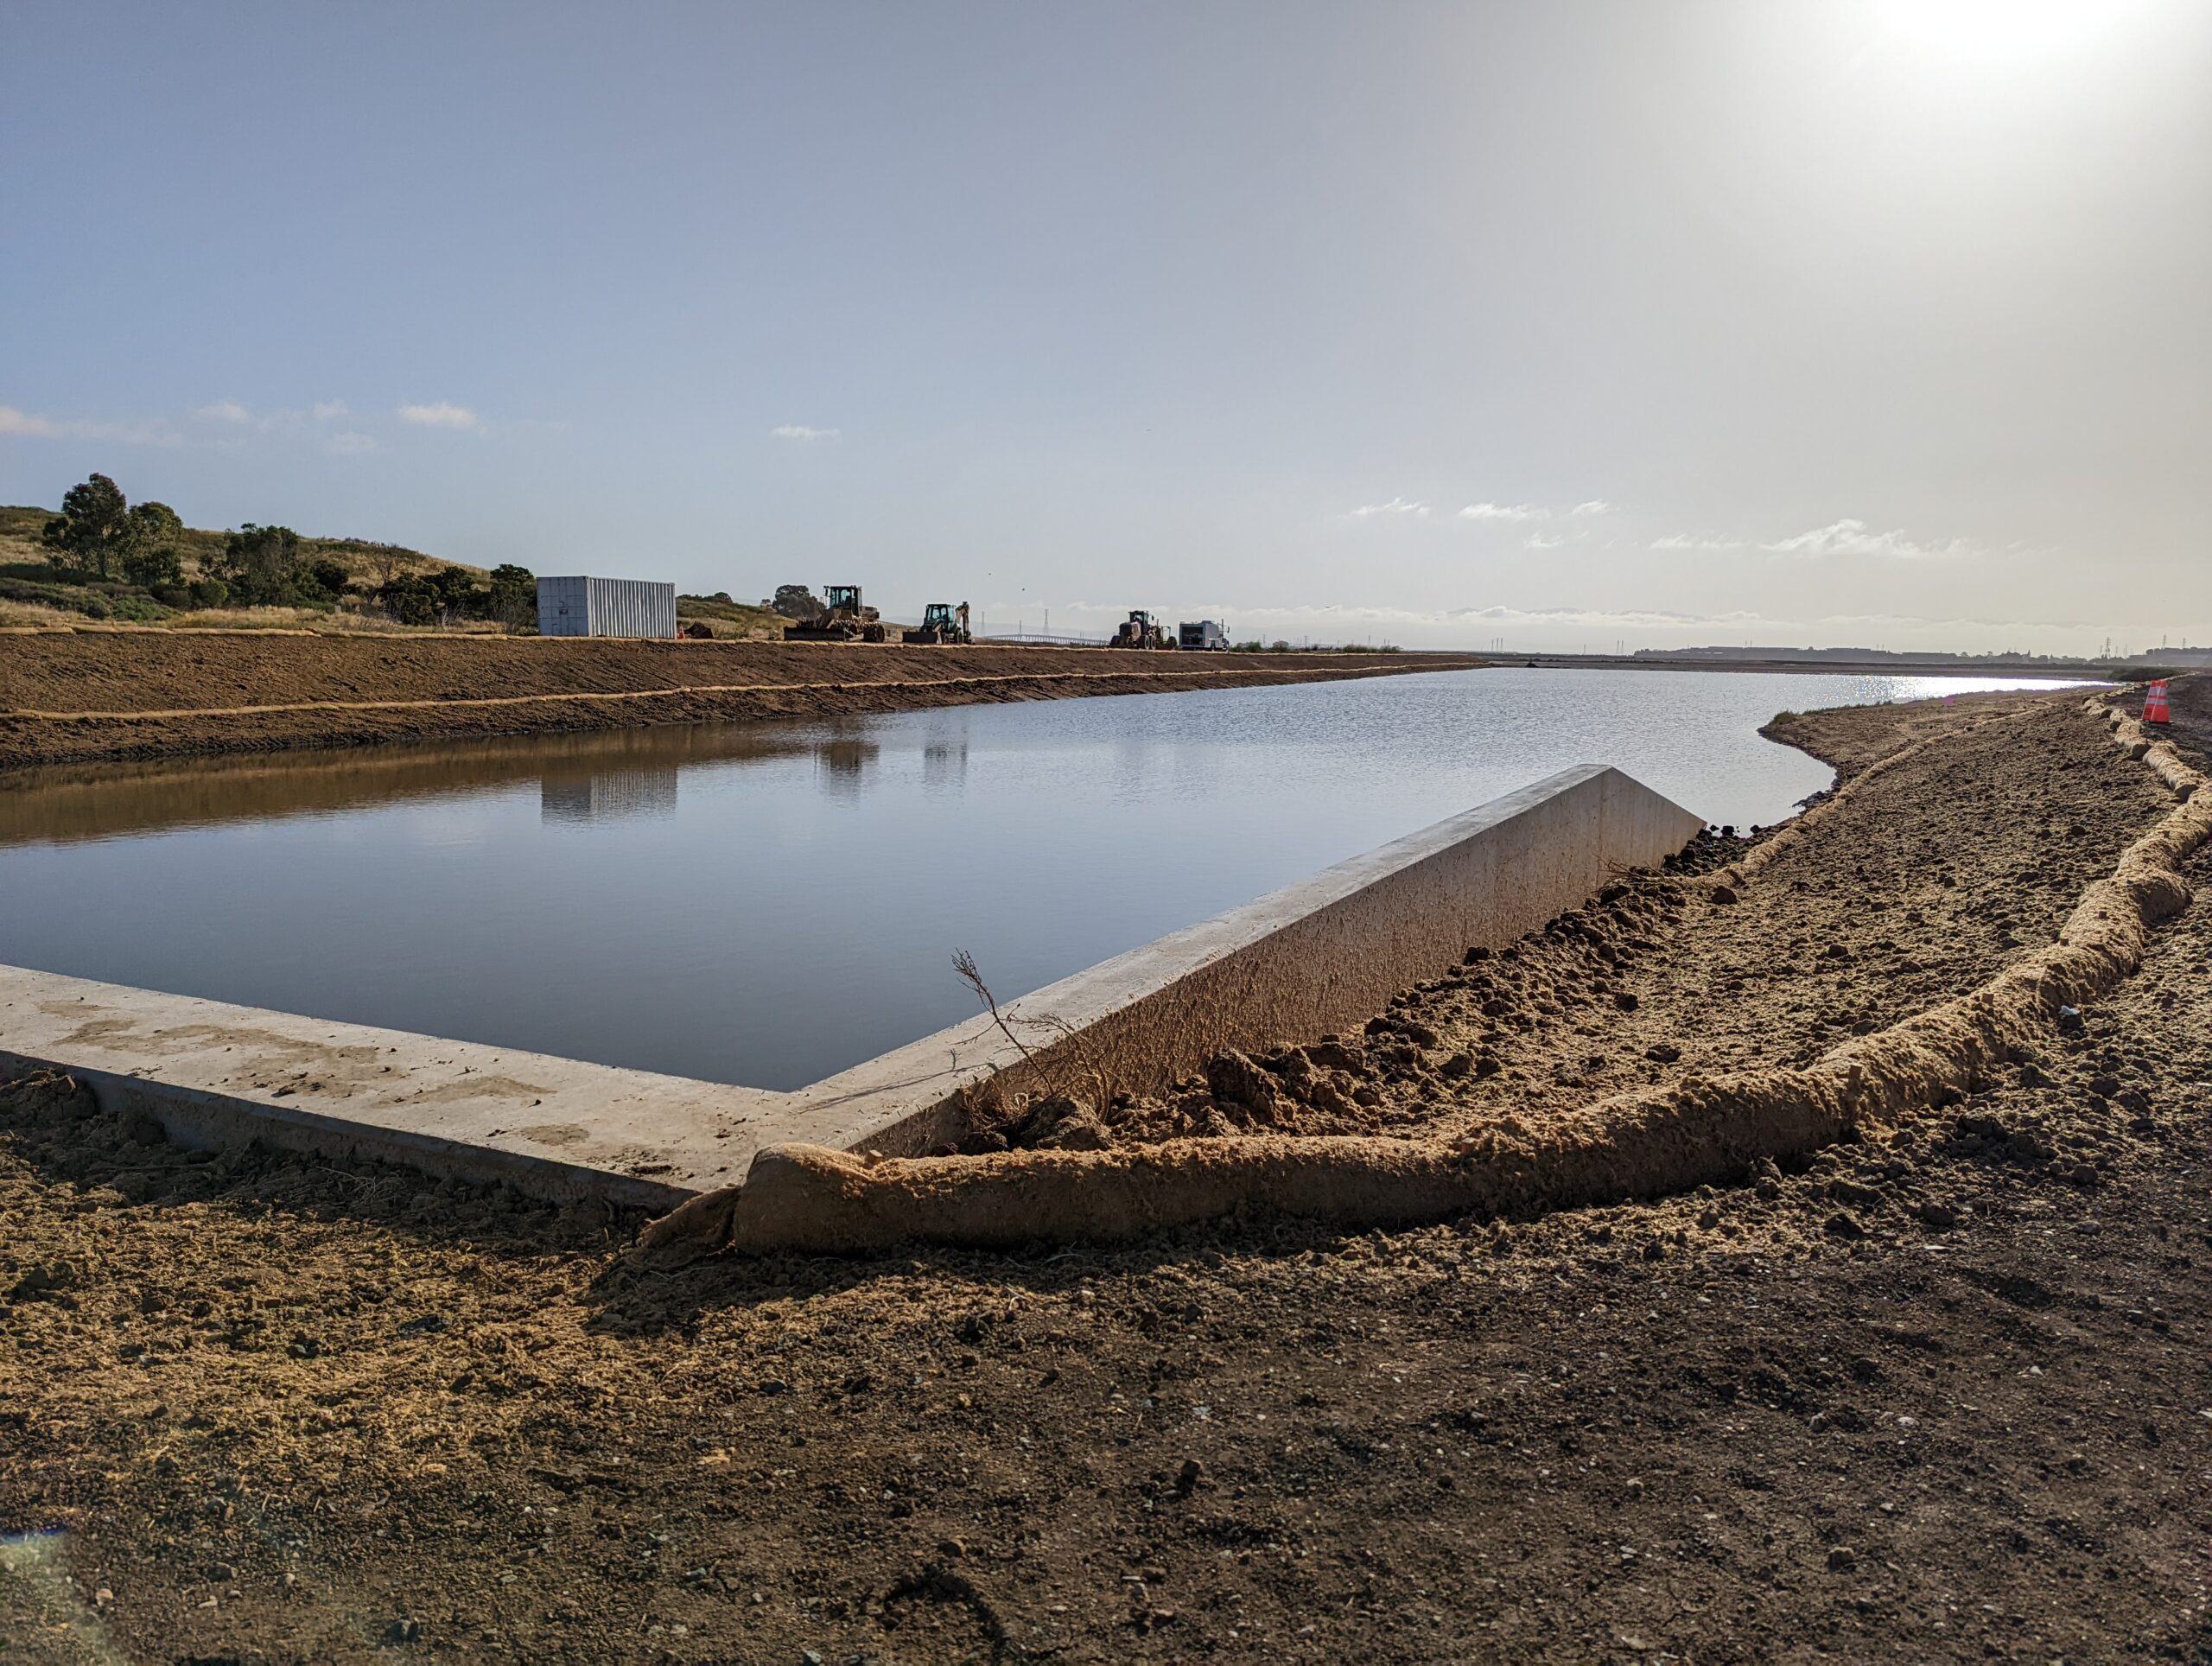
[536,575,677,639]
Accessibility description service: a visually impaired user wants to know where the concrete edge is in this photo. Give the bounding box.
[0,764,1706,1206]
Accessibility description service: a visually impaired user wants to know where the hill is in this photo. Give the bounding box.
[0,504,780,639]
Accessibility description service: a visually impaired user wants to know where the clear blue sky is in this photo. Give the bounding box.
[3,1,2206,651]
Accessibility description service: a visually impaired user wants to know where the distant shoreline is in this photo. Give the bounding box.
[0,635,1484,773]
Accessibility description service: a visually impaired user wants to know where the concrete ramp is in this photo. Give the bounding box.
[0,765,1705,1205]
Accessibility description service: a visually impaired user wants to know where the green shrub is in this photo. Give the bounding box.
[188,576,229,609]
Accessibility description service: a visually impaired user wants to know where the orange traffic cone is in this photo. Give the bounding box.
[2144,679,2171,724]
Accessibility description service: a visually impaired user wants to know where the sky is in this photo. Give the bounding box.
[2,0,2206,653]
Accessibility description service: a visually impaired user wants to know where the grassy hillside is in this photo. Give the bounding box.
[1,503,785,638]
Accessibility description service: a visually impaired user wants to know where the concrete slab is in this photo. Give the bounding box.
[0,763,1705,1204]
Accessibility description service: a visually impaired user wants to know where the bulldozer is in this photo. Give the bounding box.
[783,583,887,642]
[902,601,971,645]
[1109,609,1167,649]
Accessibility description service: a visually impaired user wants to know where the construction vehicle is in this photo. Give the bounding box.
[902,601,971,645]
[1178,619,1229,651]
[783,583,887,642]
[1110,610,1167,650]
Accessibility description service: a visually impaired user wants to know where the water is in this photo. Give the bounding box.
[0,668,2085,1089]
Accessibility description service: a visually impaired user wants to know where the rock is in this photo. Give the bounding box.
[1439,1052,1474,1079]
[1822,1211,1866,1239]
[288,1333,321,1360]
[1463,946,1491,963]
[382,1618,422,1644]
[1174,1458,1203,1496]
[1913,1199,1958,1230]
[1827,1545,1857,1572]
[1473,1054,1502,1078]
[1645,1043,1681,1064]
[2056,1005,2084,1033]
[1709,885,1739,906]
[1402,1021,1440,1047]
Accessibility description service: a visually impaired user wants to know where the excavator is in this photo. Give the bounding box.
[902,601,971,645]
[1109,609,1167,649]
[783,584,887,642]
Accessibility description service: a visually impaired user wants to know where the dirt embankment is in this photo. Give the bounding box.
[3,683,2209,1662]
[0,635,1478,771]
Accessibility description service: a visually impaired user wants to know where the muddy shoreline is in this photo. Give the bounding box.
[0,636,1483,772]
[2,681,2206,1661]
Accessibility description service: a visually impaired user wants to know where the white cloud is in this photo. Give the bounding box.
[398,401,482,430]
[1763,518,1970,561]
[1458,501,1544,522]
[194,401,251,424]
[772,423,841,441]
[0,404,177,445]
[312,400,349,422]
[1346,496,1431,519]
[1570,499,1614,517]
[1525,531,1568,550]
[0,406,60,437]
[1651,532,1748,552]
[326,431,377,456]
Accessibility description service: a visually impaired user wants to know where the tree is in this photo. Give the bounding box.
[376,572,441,626]
[431,564,480,617]
[118,501,184,588]
[40,473,130,579]
[486,563,537,632]
[219,523,310,607]
[308,558,351,597]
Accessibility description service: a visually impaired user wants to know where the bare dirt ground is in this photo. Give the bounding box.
[0,637,1475,772]
[3,683,2209,1663]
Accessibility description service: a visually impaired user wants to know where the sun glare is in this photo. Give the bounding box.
[1873,0,2137,63]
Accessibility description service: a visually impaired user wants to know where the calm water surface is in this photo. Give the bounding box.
[0,668,2084,1088]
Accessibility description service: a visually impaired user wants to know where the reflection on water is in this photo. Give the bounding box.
[542,767,679,825]
[0,668,2088,1089]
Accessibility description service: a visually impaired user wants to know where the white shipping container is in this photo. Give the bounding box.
[537,575,677,639]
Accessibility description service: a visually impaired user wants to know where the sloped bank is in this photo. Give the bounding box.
[650,694,2198,1256]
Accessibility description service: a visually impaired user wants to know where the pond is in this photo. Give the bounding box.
[0,667,2085,1088]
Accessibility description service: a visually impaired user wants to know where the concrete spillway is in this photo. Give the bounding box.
[0,765,1705,1208]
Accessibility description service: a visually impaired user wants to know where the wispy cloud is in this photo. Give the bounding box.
[311,400,349,422]
[1458,501,1544,522]
[325,431,377,456]
[1346,496,1432,519]
[0,404,179,446]
[194,401,251,425]
[1763,518,1970,561]
[1525,531,1569,550]
[1650,532,1748,552]
[772,423,841,442]
[1570,499,1614,518]
[398,401,482,430]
